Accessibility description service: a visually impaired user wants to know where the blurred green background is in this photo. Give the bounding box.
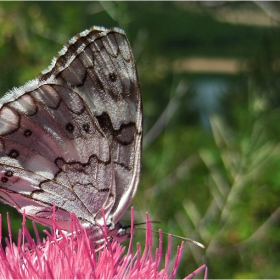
[0,1,280,278]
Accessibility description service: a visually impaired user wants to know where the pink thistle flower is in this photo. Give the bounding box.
[0,208,207,279]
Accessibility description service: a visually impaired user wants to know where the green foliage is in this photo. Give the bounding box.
[0,1,280,278]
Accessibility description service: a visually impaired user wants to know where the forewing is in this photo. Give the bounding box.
[0,27,142,230]
[39,27,142,224]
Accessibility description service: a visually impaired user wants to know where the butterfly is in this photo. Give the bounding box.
[0,26,142,242]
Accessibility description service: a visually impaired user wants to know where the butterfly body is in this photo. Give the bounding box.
[0,26,142,241]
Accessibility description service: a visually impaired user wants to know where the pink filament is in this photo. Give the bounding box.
[0,208,207,279]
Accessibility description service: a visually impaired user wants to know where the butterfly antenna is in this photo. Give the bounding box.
[120,220,162,229]
[134,226,205,249]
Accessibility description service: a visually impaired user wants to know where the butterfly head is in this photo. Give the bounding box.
[84,221,130,244]
[108,221,131,243]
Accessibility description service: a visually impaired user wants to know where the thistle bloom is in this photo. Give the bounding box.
[0,208,207,279]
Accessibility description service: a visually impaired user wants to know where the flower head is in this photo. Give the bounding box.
[0,208,207,279]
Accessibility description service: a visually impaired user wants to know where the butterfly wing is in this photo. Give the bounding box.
[0,27,142,233]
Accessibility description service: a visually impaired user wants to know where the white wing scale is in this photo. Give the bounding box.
[0,27,142,240]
